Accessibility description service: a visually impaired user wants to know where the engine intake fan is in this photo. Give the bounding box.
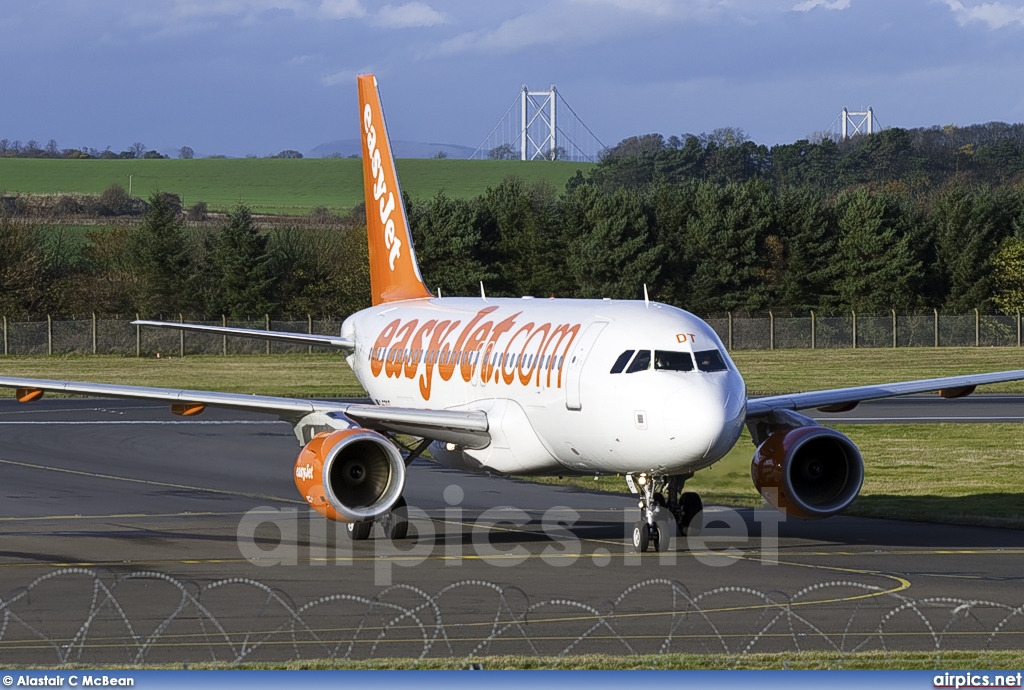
[293,428,406,522]
[751,425,864,519]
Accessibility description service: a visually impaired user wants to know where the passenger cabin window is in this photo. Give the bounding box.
[625,350,652,373]
[694,349,728,372]
[654,350,694,372]
[610,350,634,374]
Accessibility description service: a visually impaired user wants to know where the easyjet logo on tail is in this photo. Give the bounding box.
[357,75,432,306]
[363,103,401,271]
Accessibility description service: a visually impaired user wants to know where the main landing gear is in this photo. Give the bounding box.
[627,473,703,553]
[344,496,409,541]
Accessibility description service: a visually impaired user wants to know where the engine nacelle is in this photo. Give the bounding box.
[293,429,406,523]
[751,425,864,520]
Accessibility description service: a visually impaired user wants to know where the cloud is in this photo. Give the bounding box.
[792,0,851,11]
[374,2,447,28]
[434,1,786,57]
[321,66,374,86]
[945,1,1024,29]
[123,0,366,30]
[318,0,366,20]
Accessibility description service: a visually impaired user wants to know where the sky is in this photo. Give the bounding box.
[2,0,1024,157]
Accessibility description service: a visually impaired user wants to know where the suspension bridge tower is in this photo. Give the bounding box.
[472,84,605,162]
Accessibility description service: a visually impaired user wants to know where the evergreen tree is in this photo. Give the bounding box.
[408,191,495,296]
[831,187,927,312]
[681,179,774,313]
[133,191,193,315]
[932,185,1016,311]
[563,185,661,299]
[208,205,277,317]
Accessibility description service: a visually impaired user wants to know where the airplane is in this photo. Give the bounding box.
[4,74,1024,554]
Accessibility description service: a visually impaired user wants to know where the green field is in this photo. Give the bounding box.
[2,348,1024,527]
[0,158,594,215]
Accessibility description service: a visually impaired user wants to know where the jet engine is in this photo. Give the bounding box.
[293,429,406,522]
[751,425,864,519]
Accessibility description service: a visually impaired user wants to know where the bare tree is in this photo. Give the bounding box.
[178,146,194,159]
[488,143,516,160]
[130,142,147,159]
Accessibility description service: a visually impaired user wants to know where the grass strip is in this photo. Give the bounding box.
[5,650,1024,670]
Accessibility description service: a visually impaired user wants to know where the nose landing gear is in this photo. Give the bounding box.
[626,473,703,553]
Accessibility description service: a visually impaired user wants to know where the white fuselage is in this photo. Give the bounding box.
[342,297,747,477]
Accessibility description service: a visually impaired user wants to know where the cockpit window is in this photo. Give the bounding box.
[610,350,634,374]
[625,350,652,373]
[654,350,694,372]
[694,349,728,372]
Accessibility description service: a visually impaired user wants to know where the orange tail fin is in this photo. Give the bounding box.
[358,74,433,306]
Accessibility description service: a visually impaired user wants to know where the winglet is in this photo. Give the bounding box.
[358,74,433,306]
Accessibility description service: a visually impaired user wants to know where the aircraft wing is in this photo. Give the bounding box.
[745,369,1024,418]
[0,376,489,448]
[133,320,355,351]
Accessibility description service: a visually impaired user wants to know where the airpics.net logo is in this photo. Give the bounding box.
[234,484,786,586]
[934,672,1024,689]
[363,102,402,271]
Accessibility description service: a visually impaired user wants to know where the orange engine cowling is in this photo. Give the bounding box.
[751,425,864,520]
[293,429,406,523]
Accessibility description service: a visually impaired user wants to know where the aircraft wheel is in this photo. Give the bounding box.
[632,520,650,553]
[386,496,409,540]
[678,491,703,537]
[346,520,372,541]
[651,522,667,552]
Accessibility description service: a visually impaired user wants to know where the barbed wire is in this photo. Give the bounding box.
[2,569,1023,666]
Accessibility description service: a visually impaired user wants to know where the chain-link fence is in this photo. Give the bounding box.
[1,316,345,356]
[1,311,1021,355]
[707,310,1023,350]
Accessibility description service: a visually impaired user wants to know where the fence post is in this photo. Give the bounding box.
[136,313,141,358]
[1018,310,1021,348]
[975,308,980,347]
[222,315,227,356]
[892,309,897,348]
[92,312,97,355]
[265,314,271,355]
[810,311,815,350]
[851,310,857,349]
[934,308,939,347]
[2,315,7,356]
[769,311,774,351]
[179,313,184,358]
[47,315,52,356]
[308,314,313,355]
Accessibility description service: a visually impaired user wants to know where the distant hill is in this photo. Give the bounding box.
[309,139,477,159]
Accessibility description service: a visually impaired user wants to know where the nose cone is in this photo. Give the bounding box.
[663,371,745,464]
[704,376,746,461]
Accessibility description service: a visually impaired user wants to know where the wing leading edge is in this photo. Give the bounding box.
[132,320,355,351]
[746,369,1024,419]
[0,376,488,448]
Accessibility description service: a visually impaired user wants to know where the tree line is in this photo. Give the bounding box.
[5,120,1024,319]
[0,194,368,319]
[0,140,306,160]
[5,177,1024,319]
[594,122,1024,190]
[409,176,1024,316]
